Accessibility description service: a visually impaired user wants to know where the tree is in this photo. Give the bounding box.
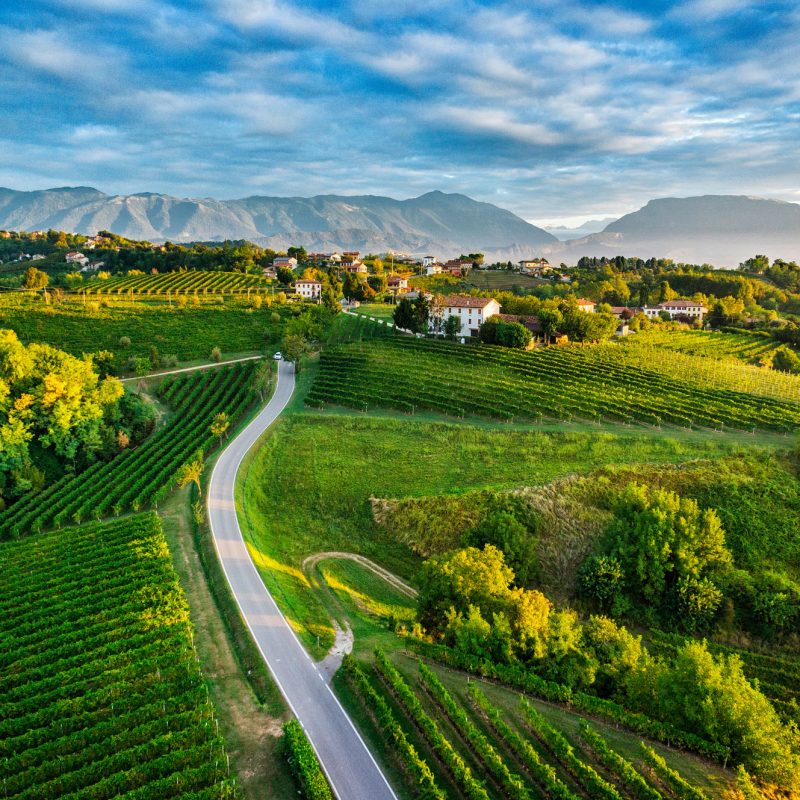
[23,266,48,290]
[772,346,800,374]
[602,483,731,627]
[253,359,273,401]
[496,320,532,349]
[282,334,309,370]
[176,455,204,496]
[537,309,563,341]
[210,411,230,442]
[443,315,461,340]
[210,346,222,363]
[740,254,769,273]
[393,298,415,330]
[658,280,676,303]
[287,246,307,262]
[465,510,538,585]
[276,267,295,285]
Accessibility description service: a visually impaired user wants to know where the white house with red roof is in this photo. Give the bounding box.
[643,300,707,320]
[575,298,596,313]
[296,279,322,300]
[430,294,500,337]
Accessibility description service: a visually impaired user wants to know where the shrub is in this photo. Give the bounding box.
[281,719,333,800]
[210,346,222,362]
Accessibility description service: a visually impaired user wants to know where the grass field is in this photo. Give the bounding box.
[237,412,754,656]
[0,513,237,799]
[350,302,396,320]
[0,293,282,369]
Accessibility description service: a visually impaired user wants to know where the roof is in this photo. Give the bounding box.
[658,299,706,308]
[576,298,596,305]
[441,295,497,309]
[497,313,543,332]
[296,279,321,285]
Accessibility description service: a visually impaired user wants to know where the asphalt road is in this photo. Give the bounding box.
[206,359,397,800]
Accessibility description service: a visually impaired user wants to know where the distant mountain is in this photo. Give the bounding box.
[543,218,616,241]
[0,187,557,258]
[552,196,800,266]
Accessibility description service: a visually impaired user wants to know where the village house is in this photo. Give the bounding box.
[30,254,45,261]
[65,251,89,267]
[430,295,500,337]
[518,258,551,276]
[443,259,471,276]
[576,298,596,313]
[643,300,707,321]
[609,306,642,320]
[295,279,322,300]
[421,255,436,268]
[387,275,409,292]
[262,267,277,279]
[341,259,367,274]
[425,263,442,276]
[273,256,298,270]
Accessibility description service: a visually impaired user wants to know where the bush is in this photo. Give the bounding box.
[210,346,222,362]
[281,719,334,800]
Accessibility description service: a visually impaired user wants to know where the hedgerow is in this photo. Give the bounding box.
[281,719,333,800]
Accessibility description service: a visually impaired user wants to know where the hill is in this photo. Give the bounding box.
[0,186,557,257]
[554,195,800,266]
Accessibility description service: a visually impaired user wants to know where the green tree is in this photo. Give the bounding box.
[465,511,538,585]
[176,455,204,496]
[537,308,563,340]
[23,266,49,290]
[496,320,532,349]
[210,411,230,442]
[443,315,461,340]
[253,359,273,401]
[282,334,309,370]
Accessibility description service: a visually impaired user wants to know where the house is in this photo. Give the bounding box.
[575,298,596,313]
[342,260,367,274]
[496,313,568,345]
[296,279,322,300]
[443,259,471,276]
[609,306,642,320]
[518,258,551,276]
[643,300,707,321]
[387,275,409,291]
[430,295,501,337]
[425,264,442,276]
[273,256,298,271]
[262,267,277,279]
[342,251,360,260]
[421,255,436,268]
[65,251,89,267]
[30,254,45,261]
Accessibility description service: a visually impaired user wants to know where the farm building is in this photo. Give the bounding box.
[295,279,322,300]
[430,294,500,337]
[576,298,596,313]
[273,256,297,270]
[643,300,707,320]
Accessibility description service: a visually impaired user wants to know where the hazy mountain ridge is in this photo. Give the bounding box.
[1,188,798,265]
[0,187,556,256]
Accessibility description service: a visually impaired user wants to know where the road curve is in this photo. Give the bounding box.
[206,359,397,800]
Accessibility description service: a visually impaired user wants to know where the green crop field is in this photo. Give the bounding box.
[0,360,258,537]
[85,270,273,295]
[0,293,281,369]
[307,336,800,430]
[341,651,729,800]
[0,513,236,800]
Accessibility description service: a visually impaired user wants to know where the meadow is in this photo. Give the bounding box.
[237,412,754,656]
[0,293,280,369]
[0,513,236,799]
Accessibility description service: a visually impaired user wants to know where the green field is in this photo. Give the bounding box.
[85,270,273,295]
[350,303,396,320]
[0,360,259,537]
[0,513,236,799]
[238,412,754,655]
[623,328,782,363]
[0,293,281,369]
[308,336,800,429]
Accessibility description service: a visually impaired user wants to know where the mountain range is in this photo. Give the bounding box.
[1,187,799,267]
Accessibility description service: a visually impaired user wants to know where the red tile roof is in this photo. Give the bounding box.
[441,295,496,309]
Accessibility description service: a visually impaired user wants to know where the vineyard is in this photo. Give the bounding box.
[617,331,800,402]
[85,270,274,295]
[307,337,800,431]
[345,650,718,800]
[0,360,258,538]
[0,513,236,799]
[0,294,280,369]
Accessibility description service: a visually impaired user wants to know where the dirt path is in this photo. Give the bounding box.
[120,353,264,383]
[302,551,418,599]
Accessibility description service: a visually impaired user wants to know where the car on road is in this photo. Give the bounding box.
[273,351,282,360]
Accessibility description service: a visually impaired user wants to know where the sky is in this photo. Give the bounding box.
[1,0,798,226]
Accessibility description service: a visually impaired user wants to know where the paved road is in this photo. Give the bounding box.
[206,359,397,800]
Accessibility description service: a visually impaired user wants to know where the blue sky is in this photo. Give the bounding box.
[1,0,798,225]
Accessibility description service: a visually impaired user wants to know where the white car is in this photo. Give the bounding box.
[273,351,282,360]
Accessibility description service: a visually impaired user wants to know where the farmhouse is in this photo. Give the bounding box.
[430,294,500,337]
[342,260,367,274]
[609,306,642,319]
[387,275,409,291]
[295,279,322,300]
[576,298,596,313]
[518,258,551,276]
[425,263,442,276]
[273,256,298,270]
[421,255,436,267]
[65,251,89,267]
[443,259,472,275]
[643,300,707,320]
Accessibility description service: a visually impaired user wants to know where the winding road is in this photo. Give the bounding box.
[206,359,397,800]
